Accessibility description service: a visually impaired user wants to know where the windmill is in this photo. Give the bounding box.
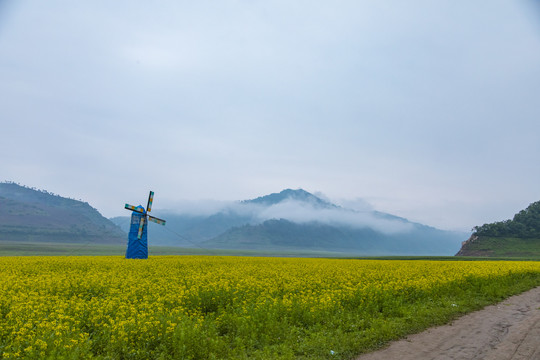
[124,191,166,259]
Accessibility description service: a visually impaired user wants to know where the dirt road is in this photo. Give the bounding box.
[357,286,540,360]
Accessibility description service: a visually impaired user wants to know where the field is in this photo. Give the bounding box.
[0,242,355,258]
[1,256,540,359]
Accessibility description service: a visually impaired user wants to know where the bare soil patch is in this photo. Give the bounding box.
[357,286,540,360]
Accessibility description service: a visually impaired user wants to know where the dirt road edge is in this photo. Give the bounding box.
[356,286,540,360]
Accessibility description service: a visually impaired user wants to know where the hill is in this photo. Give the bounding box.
[203,219,462,255]
[112,189,465,255]
[0,182,125,244]
[244,188,335,208]
[456,201,540,257]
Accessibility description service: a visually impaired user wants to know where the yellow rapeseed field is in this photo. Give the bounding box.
[1,256,539,359]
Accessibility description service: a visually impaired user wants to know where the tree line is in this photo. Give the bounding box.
[473,201,540,238]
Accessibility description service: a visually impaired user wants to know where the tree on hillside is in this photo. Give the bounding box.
[473,201,540,238]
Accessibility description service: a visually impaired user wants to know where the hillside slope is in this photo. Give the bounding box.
[205,218,462,255]
[456,201,540,257]
[0,182,125,244]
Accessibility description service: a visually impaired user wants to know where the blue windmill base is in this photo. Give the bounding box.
[126,211,148,259]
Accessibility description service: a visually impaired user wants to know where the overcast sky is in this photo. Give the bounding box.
[1,0,540,232]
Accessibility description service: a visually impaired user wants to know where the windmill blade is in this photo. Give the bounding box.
[148,215,166,226]
[146,191,154,212]
[137,216,146,239]
[125,204,145,214]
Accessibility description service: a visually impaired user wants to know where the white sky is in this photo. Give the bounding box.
[1,0,540,232]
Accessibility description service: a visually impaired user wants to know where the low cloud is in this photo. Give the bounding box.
[165,198,414,234]
[161,199,234,217]
[254,200,413,234]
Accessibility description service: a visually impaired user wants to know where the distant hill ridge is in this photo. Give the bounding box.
[0,182,125,244]
[113,188,465,255]
[457,201,540,257]
[1,183,467,255]
[244,189,336,208]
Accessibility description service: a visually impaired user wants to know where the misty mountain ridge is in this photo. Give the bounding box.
[0,183,466,255]
[112,188,466,255]
[0,182,124,244]
[244,188,336,209]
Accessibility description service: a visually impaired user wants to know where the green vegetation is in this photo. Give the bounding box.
[0,182,125,244]
[457,200,540,258]
[473,201,540,238]
[457,236,540,258]
[1,257,539,359]
[0,241,356,257]
[2,241,539,260]
[0,242,126,256]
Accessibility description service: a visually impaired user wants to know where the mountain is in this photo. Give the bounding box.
[244,188,335,208]
[112,188,465,255]
[0,182,125,244]
[204,217,463,256]
[456,201,540,257]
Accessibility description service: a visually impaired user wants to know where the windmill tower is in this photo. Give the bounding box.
[124,191,166,259]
